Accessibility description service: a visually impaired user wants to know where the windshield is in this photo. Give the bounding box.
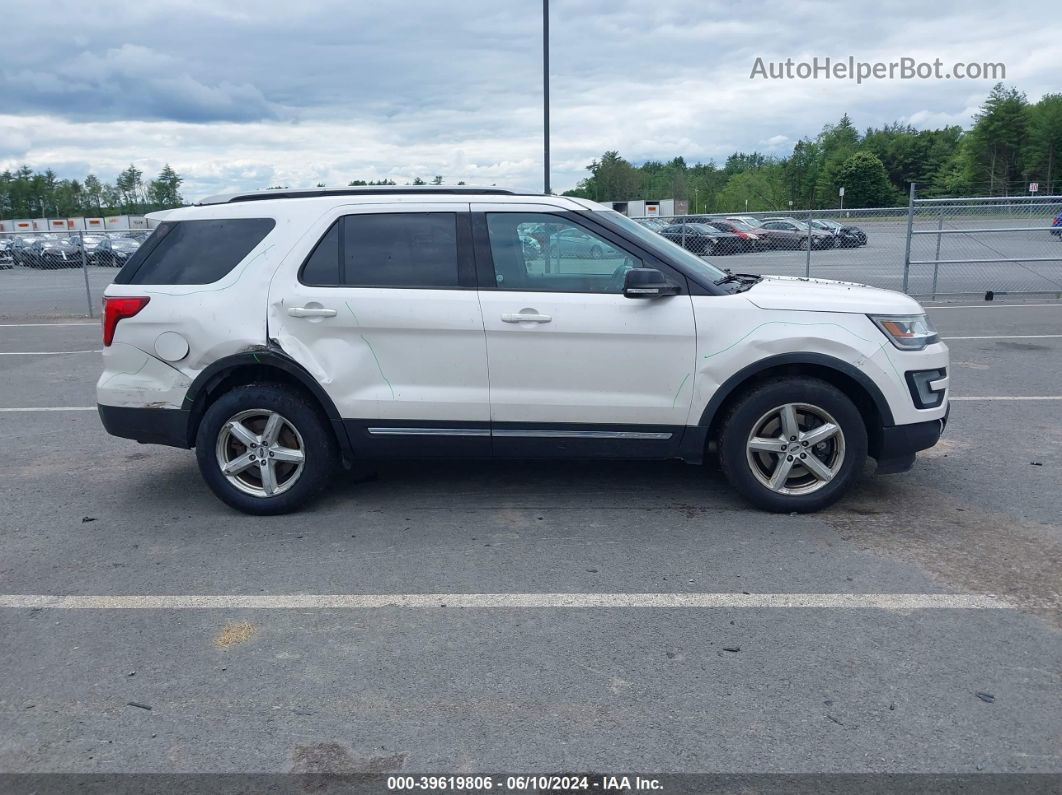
[598,210,726,281]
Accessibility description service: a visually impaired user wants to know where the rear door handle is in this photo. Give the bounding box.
[501,312,552,323]
[288,306,337,318]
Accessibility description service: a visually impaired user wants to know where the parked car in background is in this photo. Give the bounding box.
[757,218,835,250]
[725,215,765,228]
[811,219,868,247]
[10,234,47,267]
[550,225,623,259]
[659,222,744,255]
[36,235,83,267]
[96,234,143,267]
[704,219,768,251]
[635,218,670,233]
[1052,211,1062,238]
[73,234,109,263]
[0,237,13,268]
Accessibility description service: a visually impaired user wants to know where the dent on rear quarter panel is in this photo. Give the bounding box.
[99,218,286,408]
[96,342,192,409]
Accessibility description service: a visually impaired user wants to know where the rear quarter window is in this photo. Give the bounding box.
[115,218,276,285]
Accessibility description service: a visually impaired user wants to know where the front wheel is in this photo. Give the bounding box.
[718,377,867,512]
[195,383,338,515]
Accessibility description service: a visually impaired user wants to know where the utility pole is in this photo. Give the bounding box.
[542,0,550,195]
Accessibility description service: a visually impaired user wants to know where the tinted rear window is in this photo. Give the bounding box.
[116,218,275,285]
[299,212,459,288]
[343,213,458,288]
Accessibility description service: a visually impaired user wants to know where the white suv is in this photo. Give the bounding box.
[97,187,949,515]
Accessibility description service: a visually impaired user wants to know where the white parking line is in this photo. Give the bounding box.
[0,322,96,327]
[0,406,96,412]
[945,335,1062,340]
[0,592,1043,610]
[925,303,1062,310]
[950,396,1062,401]
[0,350,101,356]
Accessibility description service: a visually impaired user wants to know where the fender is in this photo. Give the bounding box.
[183,346,352,457]
[696,352,895,429]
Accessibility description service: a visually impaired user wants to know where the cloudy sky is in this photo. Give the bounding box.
[2,0,1058,200]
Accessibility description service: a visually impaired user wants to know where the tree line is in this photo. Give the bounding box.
[563,83,1062,211]
[0,164,183,219]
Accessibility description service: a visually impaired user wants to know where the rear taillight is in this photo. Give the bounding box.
[102,296,150,346]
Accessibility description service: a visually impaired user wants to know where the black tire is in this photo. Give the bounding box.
[718,377,867,513]
[195,383,338,515]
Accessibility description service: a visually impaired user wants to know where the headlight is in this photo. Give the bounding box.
[869,314,939,350]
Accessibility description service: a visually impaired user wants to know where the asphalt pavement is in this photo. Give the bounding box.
[0,301,1059,779]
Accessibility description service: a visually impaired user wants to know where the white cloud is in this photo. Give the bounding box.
[1,0,1058,196]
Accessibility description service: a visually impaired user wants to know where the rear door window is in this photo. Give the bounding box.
[343,213,459,288]
[117,218,275,285]
[299,212,460,288]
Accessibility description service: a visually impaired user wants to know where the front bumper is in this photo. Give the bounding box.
[873,402,949,474]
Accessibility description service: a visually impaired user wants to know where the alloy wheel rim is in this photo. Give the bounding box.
[215,409,306,498]
[745,402,845,495]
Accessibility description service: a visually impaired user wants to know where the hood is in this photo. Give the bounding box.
[744,275,923,314]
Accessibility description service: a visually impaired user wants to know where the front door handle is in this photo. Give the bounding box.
[288,306,337,318]
[502,312,552,323]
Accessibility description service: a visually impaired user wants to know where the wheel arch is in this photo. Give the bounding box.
[693,353,894,460]
[183,348,353,460]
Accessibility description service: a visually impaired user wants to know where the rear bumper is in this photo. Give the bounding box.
[98,404,192,448]
[873,403,949,474]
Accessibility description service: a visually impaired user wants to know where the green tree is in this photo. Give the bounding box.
[147,164,183,208]
[1024,94,1062,193]
[783,139,821,208]
[116,164,145,212]
[967,83,1029,194]
[564,151,642,202]
[714,165,788,212]
[830,151,895,207]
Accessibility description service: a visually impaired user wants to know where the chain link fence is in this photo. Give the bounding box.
[1,193,1060,319]
[902,192,1062,298]
[0,229,150,319]
[632,191,1062,299]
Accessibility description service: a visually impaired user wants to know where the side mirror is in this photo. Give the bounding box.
[623,268,680,299]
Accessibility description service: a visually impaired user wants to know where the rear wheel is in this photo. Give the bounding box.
[195,383,338,515]
[718,377,867,512]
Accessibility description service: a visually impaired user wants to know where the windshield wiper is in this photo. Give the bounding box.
[713,269,762,288]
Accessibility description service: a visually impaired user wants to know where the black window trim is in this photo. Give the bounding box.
[297,210,476,290]
[471,210,695,296]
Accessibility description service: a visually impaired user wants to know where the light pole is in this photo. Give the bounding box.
[542,0,550,195]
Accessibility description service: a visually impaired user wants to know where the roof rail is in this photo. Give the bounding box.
[195,185,519,205]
